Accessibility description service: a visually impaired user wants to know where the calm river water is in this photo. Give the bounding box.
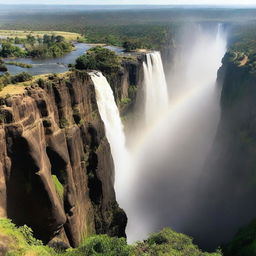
[0,43,124,76]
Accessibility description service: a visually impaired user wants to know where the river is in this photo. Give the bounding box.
[0,43,124,76]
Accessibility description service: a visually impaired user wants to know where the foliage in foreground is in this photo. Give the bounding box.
[0,218,222,256]
[133,228,222,256]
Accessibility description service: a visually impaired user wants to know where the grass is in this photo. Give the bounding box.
[5,62,32,68]
[0,84,26,97]
[0,72,71,98]
[0,30,81,41]
[51,175,64,199]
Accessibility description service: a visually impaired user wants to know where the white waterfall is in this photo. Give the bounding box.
[89,24,227,246]
[126,24,227,243]
[143,52,169,123]
[90,71,129,201]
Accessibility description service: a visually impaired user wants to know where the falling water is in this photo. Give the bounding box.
[90,71,129,204]
[126,24,227,245]
[143,52,169,124]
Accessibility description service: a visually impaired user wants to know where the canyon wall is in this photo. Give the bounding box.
[193,52,256,250]
[0,59,141,248]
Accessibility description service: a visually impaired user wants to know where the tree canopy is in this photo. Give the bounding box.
[75,46,120,74]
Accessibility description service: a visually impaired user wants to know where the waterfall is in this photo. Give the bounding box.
[89,71,129,200]
[126,23,227,244]
[143,52,169,124]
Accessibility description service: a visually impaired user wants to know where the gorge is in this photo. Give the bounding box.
[1,16,256,256]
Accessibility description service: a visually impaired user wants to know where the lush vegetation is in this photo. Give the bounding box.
[2,7,256,51]
[75,46,121,74]
[0,34,73,58]
[133,228,222,256]
[0,218,222,256]
[83,24,171,50]
[0,72,32,90]
[223,219,256,256]
[25,34,73,58]
[0,42,25,58]
[0,58,7,72]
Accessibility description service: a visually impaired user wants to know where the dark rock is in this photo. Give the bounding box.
[0,58,143,247]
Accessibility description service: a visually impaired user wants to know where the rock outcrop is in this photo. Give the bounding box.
[0,63,141,247]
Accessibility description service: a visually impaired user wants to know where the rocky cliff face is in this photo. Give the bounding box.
[0,61,141,247]
[192,54,256,250]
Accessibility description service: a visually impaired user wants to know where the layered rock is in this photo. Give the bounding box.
[0,66,140,247]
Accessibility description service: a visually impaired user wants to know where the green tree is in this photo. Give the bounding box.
[26,34,36,46]
[0,42,25,57]
[14,37,22,44]
[75,46,120,73]
[123,40,139,52]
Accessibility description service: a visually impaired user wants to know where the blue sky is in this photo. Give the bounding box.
[0,0,256,5]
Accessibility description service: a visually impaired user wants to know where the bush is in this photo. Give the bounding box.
[65,235,131,256]
[0,63,7,72]
[75,46,120,74]
[0,219,222,256]
[133,228,222,256]
[10,72,32,84]
[0,72,32,90]
[0,42,25,58]
[0,218,56,256]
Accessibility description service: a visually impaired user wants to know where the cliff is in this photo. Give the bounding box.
[193,52,256,251]
[217,54,256,256]
[0,59,141,248]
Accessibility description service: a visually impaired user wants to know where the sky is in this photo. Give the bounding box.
[0,0,256,5]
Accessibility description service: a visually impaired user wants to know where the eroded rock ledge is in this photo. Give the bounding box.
[0,65,141,247]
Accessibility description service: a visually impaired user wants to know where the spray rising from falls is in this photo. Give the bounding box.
[90,72,129,204]
[143,52,169,124]
[126,24,227,245]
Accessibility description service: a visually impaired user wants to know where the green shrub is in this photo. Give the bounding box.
[121,97,131,104]
[0,219,222,256]
[65,235,131,256]
[0,42,25,58]
[75,46,120,74]
[133,228,222,256]
[10,72,32,84]
[0,64,7,72]
[0,218,56,256]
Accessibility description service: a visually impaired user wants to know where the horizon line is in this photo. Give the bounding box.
[0,3,256,6]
